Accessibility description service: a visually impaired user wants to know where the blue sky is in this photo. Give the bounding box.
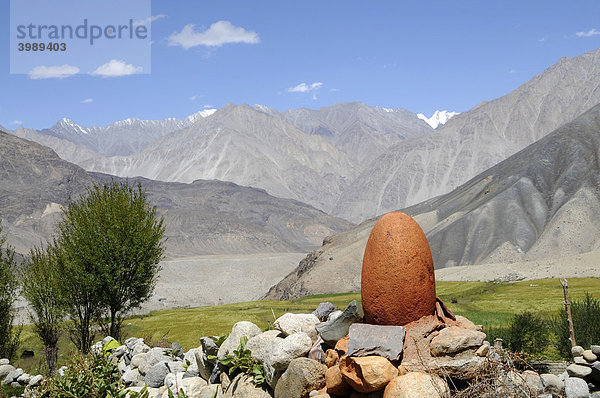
[2,0,600,129]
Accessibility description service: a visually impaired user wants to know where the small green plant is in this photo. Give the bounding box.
[214,336,266,387]
[167,388,189,398]
[210,334,228,347]
[507,311,550,357]
[37,353,133,397]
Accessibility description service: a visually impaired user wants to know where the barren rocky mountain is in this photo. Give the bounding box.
[264,103,600,299]
[10,102,431,215]
[0,131,352,257]
[256,102,432,167]
[334,47,600,222]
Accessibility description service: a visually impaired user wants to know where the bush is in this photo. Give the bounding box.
[554,292,600,358]
[484,311,550,358]
[507,311,550,357]
[37,353,149,398]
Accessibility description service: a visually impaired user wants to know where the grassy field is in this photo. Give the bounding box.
[13,277,600,374]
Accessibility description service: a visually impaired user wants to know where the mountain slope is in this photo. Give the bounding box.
[271,102,433,167]
[0,131,352,256]
[73,104,358,213]
[335,47,600,222]
[264,103,600,299]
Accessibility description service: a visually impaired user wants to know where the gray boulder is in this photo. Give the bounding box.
[0,365,15,380]
[274,313,320,336]
[192,346,213,381]
[122,368,142,386]
[17,373,30,385]
[179,376,208,396]
[583,349,598,362]
[145,362,170,388]
[316,300,362,346]
[592,345,600,356]
[0,359,9,366]
[28,374,43,387]
[540,373,564,395]
[132,341,150,356]
[430,326,486,356]
[566,364,592,378]
[346,323,405,361]
[218,321,262,361]
[146,348,171,366]
[200,337,219,358]
[312,302,335,321]
[4,368,23,385]
[224,374,271,398]
[246,330,284,363]
[199,385,224,398]
[274,358,326,398]
[267,332,313,371]
[572,346,585,357]
[565,377,590,398]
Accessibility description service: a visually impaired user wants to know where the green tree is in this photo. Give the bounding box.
[555,293,600,358]
[22,244,65,374]
[56,180,165,349]
[0,223,20,360]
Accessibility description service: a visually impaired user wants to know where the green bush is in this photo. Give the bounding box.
[554,292,600,358]
[37,353,147,398]
[484,311,550,358]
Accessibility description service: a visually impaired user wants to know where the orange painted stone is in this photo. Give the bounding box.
[361,212,436,325]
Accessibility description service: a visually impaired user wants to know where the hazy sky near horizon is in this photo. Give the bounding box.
[2,0,600,129]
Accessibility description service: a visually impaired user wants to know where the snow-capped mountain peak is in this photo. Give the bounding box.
[417,110,459,129]
[185,109,217,124]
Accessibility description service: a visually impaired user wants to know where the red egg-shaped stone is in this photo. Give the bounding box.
[361,212,436,325]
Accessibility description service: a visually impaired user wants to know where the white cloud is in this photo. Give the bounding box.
[11,120,22,125]
[576,28,600,37]
[189,95,199,101]
[538,37,547,42]
[28,64,79,79]
[203,104,213,109]
[91,60,142,77]
[508,69,519,74]
[287,82,323,93]
[168,20,260,49]
[134,14,167,27]
[81,98,93,103]
[330,88,341,92]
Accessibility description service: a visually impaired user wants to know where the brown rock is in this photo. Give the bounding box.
[349,392,384,398]
[361,212,436,326]
[340,356,398,393]
[324,349,339,368]
[383,372,449,398]
[325,365,353,397]
[454,315,483,332]
[475,344,489,357]
[335,335,349,356]
[430,326,486,356]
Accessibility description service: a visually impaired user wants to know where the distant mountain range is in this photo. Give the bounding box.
[10,102,433,216]
[265,102,600,299]
[0,130,351,257]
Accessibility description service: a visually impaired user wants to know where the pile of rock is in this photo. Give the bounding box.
[560,344,600,397]
[0,358,43,390]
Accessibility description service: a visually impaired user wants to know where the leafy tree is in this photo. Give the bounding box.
[22,244,65,374]
[56,180,165,348]
[0,223,20,361]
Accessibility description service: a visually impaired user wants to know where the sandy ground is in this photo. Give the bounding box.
[15,252,305,323]
[436,250,600,282]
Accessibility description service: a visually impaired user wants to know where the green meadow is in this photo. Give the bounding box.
[14,277,600,373]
